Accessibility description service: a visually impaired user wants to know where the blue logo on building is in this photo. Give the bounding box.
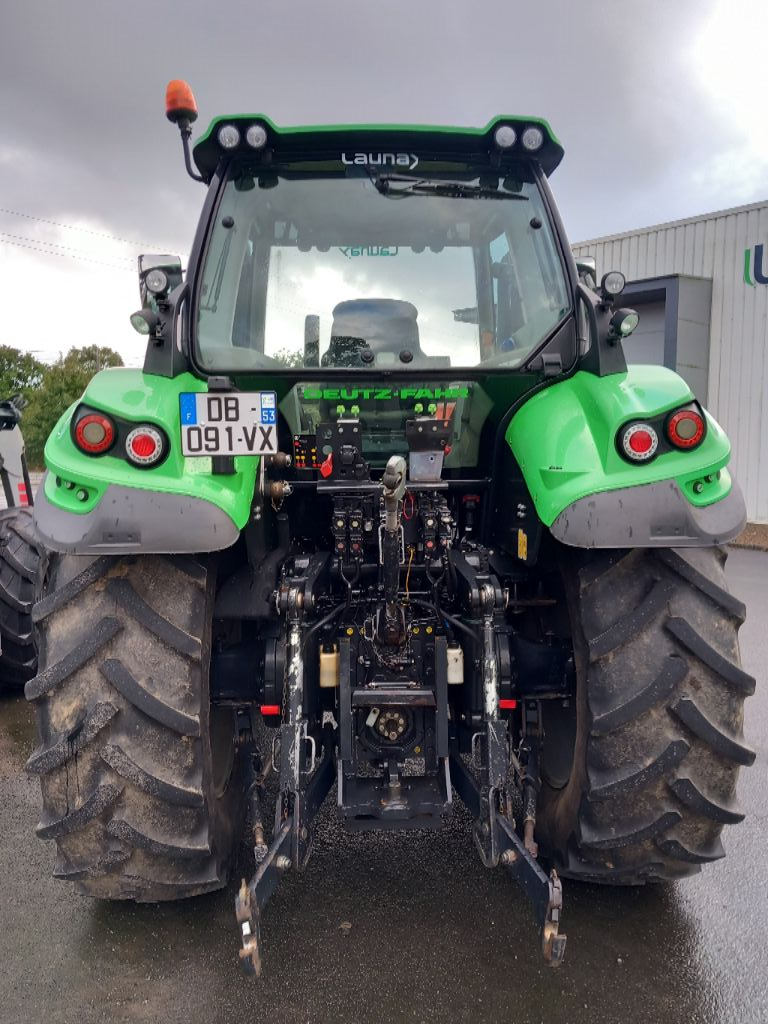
[744,243,768,286]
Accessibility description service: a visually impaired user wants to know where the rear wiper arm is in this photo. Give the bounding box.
[374,174,528,200]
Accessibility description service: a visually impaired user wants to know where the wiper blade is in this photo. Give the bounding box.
[200,229,233,313]
[374,174,528,200]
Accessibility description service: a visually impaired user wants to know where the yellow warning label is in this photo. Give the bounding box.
[517,529,528,560]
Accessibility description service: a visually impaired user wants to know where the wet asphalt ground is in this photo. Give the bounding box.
[0,546,766,1024]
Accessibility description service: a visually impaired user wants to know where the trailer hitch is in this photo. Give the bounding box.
[450,753,567,967]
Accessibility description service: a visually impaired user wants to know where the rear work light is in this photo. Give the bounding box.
[521,126,544,151]
[74,413,115,455]
[619,422,659,462]
[246,123,268,149]
[666,407,706,449]
[494,125,517,149]
[217,124,241,149]
[125,425,166,466]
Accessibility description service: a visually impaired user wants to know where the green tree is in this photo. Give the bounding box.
[0,345,45,400]
[61,344,124,376]
[271,347,305,367]
[23,346,124,468]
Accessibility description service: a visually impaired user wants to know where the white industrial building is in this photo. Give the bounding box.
[573,199,768,524]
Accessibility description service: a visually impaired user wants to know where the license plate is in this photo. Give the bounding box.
[179,392,277,457]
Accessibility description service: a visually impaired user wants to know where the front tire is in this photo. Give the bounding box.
[26,553,246,900]
[537,546,755,883]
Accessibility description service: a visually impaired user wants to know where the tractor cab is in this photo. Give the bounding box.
[190,137,572,378]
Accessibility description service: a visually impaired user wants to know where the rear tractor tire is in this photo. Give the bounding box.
[0,506,42,692]
[25,552,246,900]
[537,545,755,884]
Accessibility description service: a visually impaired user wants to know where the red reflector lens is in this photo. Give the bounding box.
[125,425,165,466]
[629,430,653,454]
[260,705,281,716]
[499,699,518,710]
[130,433,157,458]
[620,422,658,461]
[74,413,115,454]
[667,409,705,449]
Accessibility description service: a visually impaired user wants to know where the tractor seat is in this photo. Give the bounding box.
[321,298,450,367]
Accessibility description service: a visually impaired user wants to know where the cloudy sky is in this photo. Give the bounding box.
[1,0,766,367]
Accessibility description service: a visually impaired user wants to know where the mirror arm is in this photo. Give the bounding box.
[177,118,205,184]
[143,281,191,378]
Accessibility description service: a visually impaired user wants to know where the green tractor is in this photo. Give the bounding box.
[26,81,755,973]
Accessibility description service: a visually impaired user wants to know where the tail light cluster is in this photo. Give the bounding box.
[74,413,115,455]
[617,403,706,464]
[666,408,706,449]
[71,405,168,468]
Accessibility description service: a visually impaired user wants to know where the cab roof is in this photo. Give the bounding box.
[191,115,564,182]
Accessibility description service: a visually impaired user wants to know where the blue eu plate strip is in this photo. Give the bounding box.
[260,392,277,424]
[180,393,198,425]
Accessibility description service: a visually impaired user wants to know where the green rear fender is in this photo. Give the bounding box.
[507,367,746,548]
[34,369,258,554]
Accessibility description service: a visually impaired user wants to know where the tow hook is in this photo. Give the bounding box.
[450,753,567,967]
[542,871,565,965]
[235,879,261,976]
[493,800,567,966]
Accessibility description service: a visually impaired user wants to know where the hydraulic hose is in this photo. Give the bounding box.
[408,597,479,646]
[302,603,346,651]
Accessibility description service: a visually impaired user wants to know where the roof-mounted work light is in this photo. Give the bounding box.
[493,125,517,149]
[521,126,544,151]
[217,124,241,150]
[246,123,268,149]
[165,79,205,183]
